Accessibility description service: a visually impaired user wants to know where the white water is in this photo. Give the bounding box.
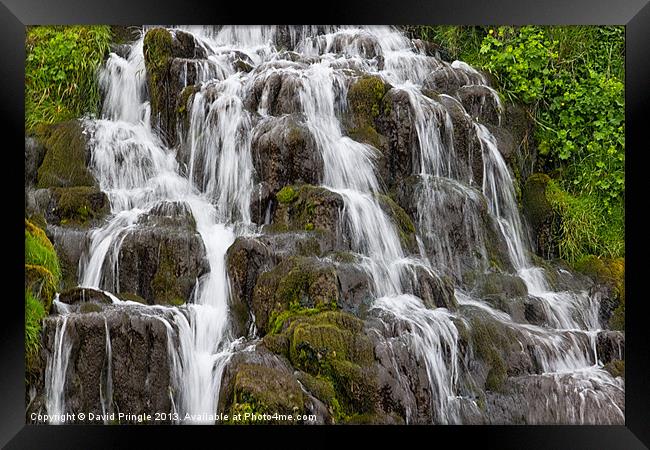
[44,316,71,424]
[41,25,622,425]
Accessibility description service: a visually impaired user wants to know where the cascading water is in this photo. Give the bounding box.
[38,25,623,425]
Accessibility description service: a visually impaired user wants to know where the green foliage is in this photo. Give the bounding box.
[25,220,61,281]
[545,181,624,263]
[25,290,46,360]
[419,25,624,262]
[25,26,112,130]
[276,186,298,204]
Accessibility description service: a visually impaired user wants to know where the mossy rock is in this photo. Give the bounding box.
[271,184,344,235]
[150,244,190,306]
[143,27,173,119]
[252,256,340,334]
[117,291,147,304]
[469,316,517,392]
[269,310,378,417]
[575,255,625,330]
[228,363,305,424]
[374,193,417,251]
[47,186,109,226]
[603,359,625,378]
[79,302,104,314]
[345,75,391,151]
[296,371,342,420]
[522,173,561,259]
[36,120,96,189]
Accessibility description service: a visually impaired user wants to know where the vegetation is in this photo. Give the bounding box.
[25,220,61,374]
[409,26,624,264]
[25,26,112,131]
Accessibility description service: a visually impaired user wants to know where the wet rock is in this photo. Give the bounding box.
[456,85,501,127]
[44,186,109,227]
[485,373,624,424]
[251,116,322,194]
[46,225,90,290]
[35,120,96,189]
[269,185,344,239]
[37,308,172,423]
[245,70,305,115]
[58,287,113,305]
[113,201,208,305]
[344,75,391,156]
[522,173,558,259]
[437,94,484,186]
[423,63,486,95]
[596,330,625,364]
[375,88,417,186]
[25,136,47,187]
[396,176,512,279]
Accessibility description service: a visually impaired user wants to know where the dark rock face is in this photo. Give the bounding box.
[143,28,209,147]
[375,88,417,186]
[456,85,501,127]
[35,120,96,189]
[46,225,90,290]
[44,186,109,227]
[112,202,208,305]
[36,308,172,423]
[596,330,625,364]
[522,173,558,259]
[59,287,113,306]
[25,136,47,187]
[251,116,322,195]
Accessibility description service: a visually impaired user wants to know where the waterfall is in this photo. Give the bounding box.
[38,25,623,425]
[44,316,71,423]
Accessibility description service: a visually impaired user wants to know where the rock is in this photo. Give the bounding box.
[396,176,512,280]
[344,75,391,157]
[46,225,89,290]
[437,94,484,186]
[374,193,417,252]
[245,69,306,115]
[270,185,344,239]
[44,186,109,227]
[456,85,501,127]
[402,266,457,310]
[596,330,625,364]
[485,373,624,424]
[375,88,417,187]
[35,120,96,189]
[226,237,275,336]
[219,345,309,423]
[37,308,173,423]
[251,257,340,334]
[25,136,47,187]
[251,115,322,194]
[143,28,208,147]
[574,256,625,331]
[58,287,113,305]
[112,201,208,305]
[522,173,558,259]
[423,63,486,95]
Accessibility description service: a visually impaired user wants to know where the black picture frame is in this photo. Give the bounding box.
[3,1,648,447]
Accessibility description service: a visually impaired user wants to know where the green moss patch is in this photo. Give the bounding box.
[272,184,343,234]
[228,364,305,424]
[49,186,109,225]
[345,75,391,149]
[36,120,96,188]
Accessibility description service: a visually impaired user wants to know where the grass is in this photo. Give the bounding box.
[25,25,112,131]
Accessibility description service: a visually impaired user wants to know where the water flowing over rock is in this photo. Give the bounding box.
[32,25,624,425]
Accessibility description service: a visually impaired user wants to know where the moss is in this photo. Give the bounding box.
[50,186,109,225]
[36,120,95,188]
[117,292,147,304]
[470,316,513,392]
[150,244,186,306]
[603,359,624,378]
[522,173,552,229]
[79,302,103,313]
[25,290,46,373]
[346,75,390,149]
[328,251,358,264]
[296,372,343,420]
[227,363,304,423]
[25,219,61,281]
[574,255,625,331]
[276,185,298,204]
[143,27,173,129]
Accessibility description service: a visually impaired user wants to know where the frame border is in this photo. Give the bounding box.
[3,0,648,447]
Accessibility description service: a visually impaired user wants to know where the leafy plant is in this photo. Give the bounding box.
[25,25,112,130]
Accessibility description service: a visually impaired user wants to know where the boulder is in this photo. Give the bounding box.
[251,116,322,195]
